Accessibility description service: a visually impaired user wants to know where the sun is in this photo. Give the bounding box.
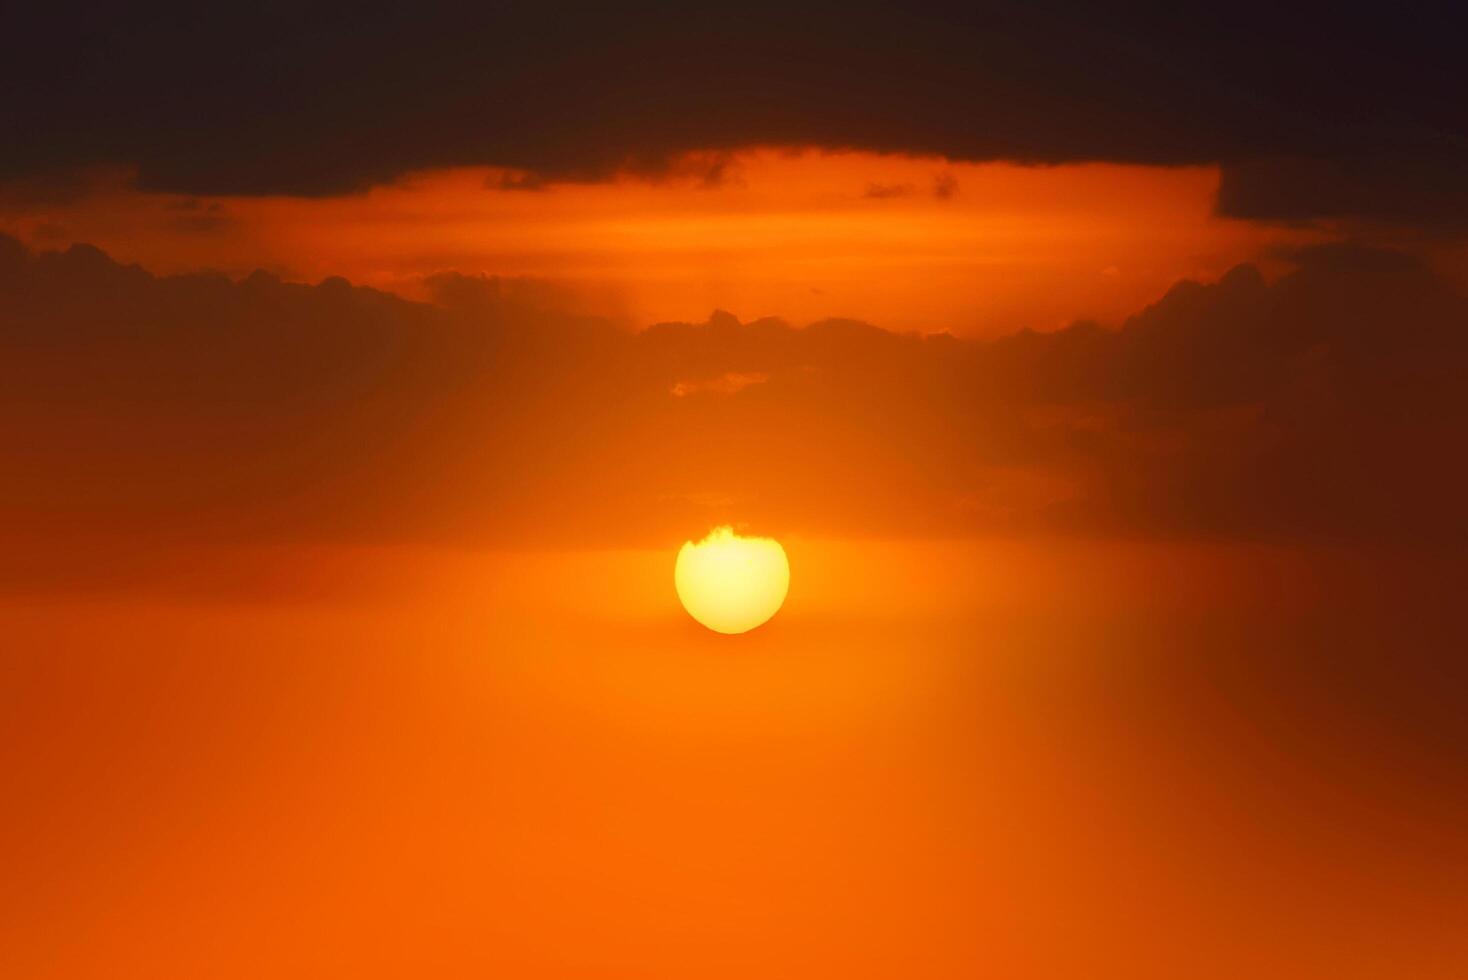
[675,527,790,634]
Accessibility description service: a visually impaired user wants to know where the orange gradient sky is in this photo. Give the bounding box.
[1,150,1327,334]
[5,8,1468,974]
[5,537,1466,979]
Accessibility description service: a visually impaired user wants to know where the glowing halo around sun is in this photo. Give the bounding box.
[675,527,790,634]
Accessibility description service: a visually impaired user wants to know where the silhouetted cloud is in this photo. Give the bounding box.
[489,171,550,192]
[2,232,1465,591]
[1217,153,1468,229]
[864,183,915,200]
[5,4,1465,227]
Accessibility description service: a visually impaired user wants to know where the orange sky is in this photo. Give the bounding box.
[2,149,1466,980]
[6,9,1468,979]
[0,92,1464,980]
[4,537,1466,978]
[1,150,1325,334]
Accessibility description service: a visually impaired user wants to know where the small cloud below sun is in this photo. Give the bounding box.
[669,371,770,398]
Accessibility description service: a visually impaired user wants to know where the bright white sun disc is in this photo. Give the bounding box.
[675,527,789,634]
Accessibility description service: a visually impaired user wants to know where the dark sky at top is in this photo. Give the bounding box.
[6,2,1466,225]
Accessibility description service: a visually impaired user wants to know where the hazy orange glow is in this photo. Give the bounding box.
[3,36,1466,973]
[0,150,1326,333]
[4,538,1465,978]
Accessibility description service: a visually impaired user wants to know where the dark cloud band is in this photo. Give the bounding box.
[2,230,1465,594]
[6,3,1466,226]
